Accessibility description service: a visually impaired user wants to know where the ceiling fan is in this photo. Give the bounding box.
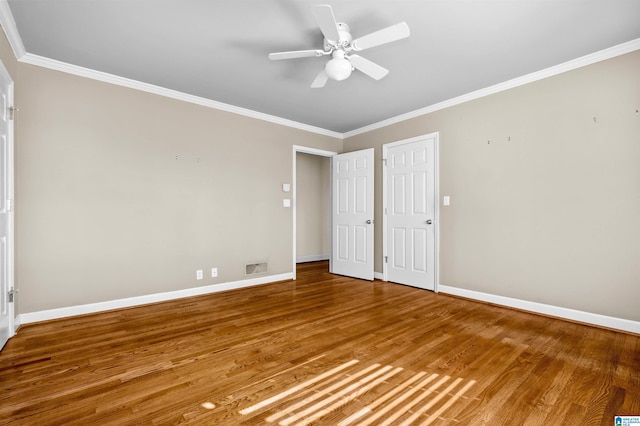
[268,4,410,88]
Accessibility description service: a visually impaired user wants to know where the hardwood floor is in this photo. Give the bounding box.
[1,261,638,425]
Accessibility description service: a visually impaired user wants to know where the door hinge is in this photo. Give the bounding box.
[382,158,387,166]
[8,288,14,303]
[8,106,18,121]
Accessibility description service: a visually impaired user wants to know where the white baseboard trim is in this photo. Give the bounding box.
[438,284,640,335]
[296,254,330,263]
[17,272,293,325]
[374,272,384,281]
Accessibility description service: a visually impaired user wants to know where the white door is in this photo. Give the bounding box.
[385,135,436,290]
[0,60,14,351]
[331,149,374,280]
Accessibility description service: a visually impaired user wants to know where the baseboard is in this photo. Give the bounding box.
[17,272,293,325]
[296,254,330,263]
[374,272,384,281]
[19,274,637,334]
[438,284,640,335]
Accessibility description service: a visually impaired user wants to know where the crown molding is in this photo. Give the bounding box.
[19,53,343,139]
[0,0,25,59]
[1,1,341,138]
[344,37,640,138]
[4,0,640,142]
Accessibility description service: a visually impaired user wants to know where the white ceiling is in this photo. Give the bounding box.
[6,0,640,134]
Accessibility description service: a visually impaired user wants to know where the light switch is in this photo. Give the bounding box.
[282,183,291,192]
[283,198,291,208]
[443,196,450,206]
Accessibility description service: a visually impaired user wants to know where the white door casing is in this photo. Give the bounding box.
[0,58,14,351]
[292,145,337,280]
[384,134,437,290]
[331,149,374,280]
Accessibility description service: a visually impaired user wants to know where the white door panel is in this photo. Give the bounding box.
[413,228,428,272]
[0,60,13,351]
[331,149,374,280]
[392,228,406,268]
[336,225,348,261]
[354,225,367,263]
[385,135,436,290]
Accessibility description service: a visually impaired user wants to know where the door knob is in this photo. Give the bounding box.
[366,219,373,224]
[426,219,432,225]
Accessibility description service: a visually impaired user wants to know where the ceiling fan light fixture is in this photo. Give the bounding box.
[325,50,352,81]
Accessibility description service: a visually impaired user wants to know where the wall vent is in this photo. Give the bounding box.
[245,262,268,276]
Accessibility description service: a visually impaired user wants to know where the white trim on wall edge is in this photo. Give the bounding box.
[344,37,640,138]
[0,1,25,58]
[18,53,343,139]
[439,284,640,335]
[296,254,330,263]
[16,272,293,326]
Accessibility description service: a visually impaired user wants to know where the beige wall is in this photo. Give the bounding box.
[12,62,341,314]
[2,20,639,324]
[345,50,640,322]
[0,28,16,81]
[296,152,330,260]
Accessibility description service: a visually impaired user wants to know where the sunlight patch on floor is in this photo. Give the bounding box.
[238,359,476,425]
[239,359,359,415]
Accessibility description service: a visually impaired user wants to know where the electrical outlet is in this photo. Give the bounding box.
[211,267,218,278]
[196,269,203,280]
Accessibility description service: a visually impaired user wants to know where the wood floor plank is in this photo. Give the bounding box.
[1,261,638,425]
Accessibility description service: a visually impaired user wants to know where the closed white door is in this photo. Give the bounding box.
[331,149,374,280]
[0,61,13,351]
[385,135,436,290]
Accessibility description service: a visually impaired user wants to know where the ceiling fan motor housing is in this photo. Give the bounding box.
[324,22,352,51]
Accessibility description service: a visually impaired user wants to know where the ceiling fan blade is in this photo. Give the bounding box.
[352,22,410,51]
[311,70,329,88]
[349,55,389,80]
[311,4,340,43]
[269,50,324,60]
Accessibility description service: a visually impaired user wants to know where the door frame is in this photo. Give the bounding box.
[382,132,440,291]
[292,145,337,280]
[0,56,15,346]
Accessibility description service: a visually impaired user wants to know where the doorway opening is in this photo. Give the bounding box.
[292,146,376,282]
[292,146,336,280]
